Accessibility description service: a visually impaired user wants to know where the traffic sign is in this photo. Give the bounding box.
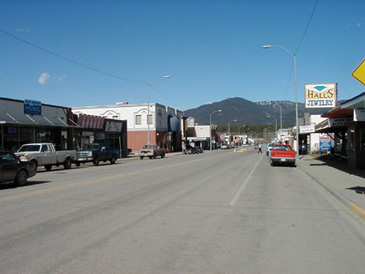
[352,58,365,86]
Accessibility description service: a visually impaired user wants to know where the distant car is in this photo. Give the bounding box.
[266,143,275,156]
[139,144,165,159]
[221,144,229,149]
[0,151,36,186]
[187,146,203,154]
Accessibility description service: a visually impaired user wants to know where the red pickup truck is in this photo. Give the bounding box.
[269,144,296,167]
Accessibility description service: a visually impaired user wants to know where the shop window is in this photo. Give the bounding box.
[135,115,142,125]
[35,128,53,143]
[3,126,18,152]
[147,114,153,125]
[20,128,33,146]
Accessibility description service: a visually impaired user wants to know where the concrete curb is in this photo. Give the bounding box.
[298,162,365,220]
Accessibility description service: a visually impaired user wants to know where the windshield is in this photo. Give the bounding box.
[273,145,292,151]
[18,145,41,152]
[82,144,100,150]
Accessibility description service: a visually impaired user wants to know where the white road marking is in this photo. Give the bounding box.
[230,155,263,206]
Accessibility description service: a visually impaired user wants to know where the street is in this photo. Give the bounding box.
[1,148,365,273]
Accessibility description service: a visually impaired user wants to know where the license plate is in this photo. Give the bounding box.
[281,159,286,162]
[78,158,86,161]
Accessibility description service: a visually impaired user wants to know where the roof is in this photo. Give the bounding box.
[322,92,365,118]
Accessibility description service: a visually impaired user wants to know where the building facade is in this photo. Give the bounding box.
[0,97,128,158]
[72,102,183,152]
[315,92,365,169]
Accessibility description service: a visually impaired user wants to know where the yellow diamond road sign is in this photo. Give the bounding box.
[352,58,365,86]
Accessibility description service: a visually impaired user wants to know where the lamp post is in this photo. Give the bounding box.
[238,125,246,134]
[228,119,237,136]
[266,115,277,132]
[209,109,222,151]
[279,104,283,133]
[262,45,299,160]
[147,74,170,145]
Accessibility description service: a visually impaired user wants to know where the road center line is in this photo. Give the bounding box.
[230,155,263,206]
[0,157,204,203]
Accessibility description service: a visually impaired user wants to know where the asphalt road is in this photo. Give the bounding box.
[1,148,365,273]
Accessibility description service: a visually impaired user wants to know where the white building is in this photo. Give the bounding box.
[72,102,183,152]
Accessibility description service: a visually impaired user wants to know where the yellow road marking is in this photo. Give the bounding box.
[234,148,248,152]
[0,157,204,203]
[349,202,365,219]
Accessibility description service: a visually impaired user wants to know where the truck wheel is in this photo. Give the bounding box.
[64,158,72,169]
[161,153,165,158]
[93,156,100,166]
[15,170,27,186]
[75,162,81,167]
[45,165,52,171]
[31,160,38,171]
[110,156,116,164]
[140,156,144,160]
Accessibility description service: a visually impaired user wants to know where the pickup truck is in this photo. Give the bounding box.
[269,144,296,167]
[76,143,119,166]
[138,144,165,160]
[16,143,76,171]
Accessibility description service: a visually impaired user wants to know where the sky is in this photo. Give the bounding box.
[1,0,364,111]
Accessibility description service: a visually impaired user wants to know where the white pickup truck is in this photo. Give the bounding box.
[16,143,77,171]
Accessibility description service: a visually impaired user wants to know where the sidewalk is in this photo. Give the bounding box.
[297,155,365,220]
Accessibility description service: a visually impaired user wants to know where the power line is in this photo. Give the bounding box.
[285,0,319,101]
[0,28,147,86]
[295,0,319,54]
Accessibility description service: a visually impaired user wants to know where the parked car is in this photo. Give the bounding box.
[76,143,119,166]
[221,144,228,149]
[269,144,296,167]
[0,151,36,186]
[187,146,203,154]
[139,144,165,159]
[266,143,275,156]
[16,143,76,171]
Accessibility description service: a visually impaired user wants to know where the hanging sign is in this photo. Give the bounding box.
[305,83,337,108]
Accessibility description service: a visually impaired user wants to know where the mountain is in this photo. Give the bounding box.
[184,97,328,126]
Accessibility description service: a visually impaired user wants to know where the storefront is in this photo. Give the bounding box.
[315,92,365,169]
[0,98,74,151]
[0,97,128,158]
[73,113,128,158]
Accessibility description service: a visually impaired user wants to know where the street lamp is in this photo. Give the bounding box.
[266,115,277,132]
[147,74,170,145]
[279,104,283,133]
[238,125,246,134]
[228,119,237,136]
[209,109,222,151]
[262,45,299,160]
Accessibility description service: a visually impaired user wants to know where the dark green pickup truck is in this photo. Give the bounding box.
[76,143,119,166]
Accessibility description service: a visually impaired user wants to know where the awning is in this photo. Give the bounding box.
[315,117,353,133]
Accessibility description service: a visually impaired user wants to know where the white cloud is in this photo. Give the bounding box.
[38,72,67,85]
[57,74,67,81]
[345,22,362,29]
[38,72,51,85]
[15,27,30,32]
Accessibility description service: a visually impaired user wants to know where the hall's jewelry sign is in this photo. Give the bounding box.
[305,83,337,108]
